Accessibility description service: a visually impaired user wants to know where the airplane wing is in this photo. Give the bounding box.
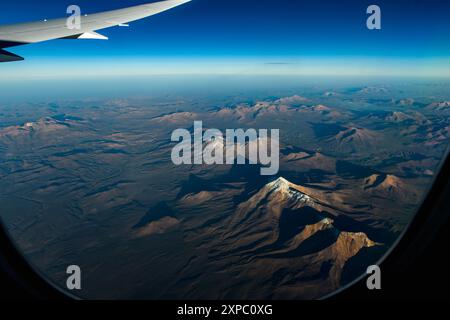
[0,0,191,62]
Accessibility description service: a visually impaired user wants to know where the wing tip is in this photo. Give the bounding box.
[0,49,24,63]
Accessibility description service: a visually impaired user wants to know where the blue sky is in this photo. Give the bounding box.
[1,0,450,78]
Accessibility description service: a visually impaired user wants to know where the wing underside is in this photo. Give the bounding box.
[0,0,190,62]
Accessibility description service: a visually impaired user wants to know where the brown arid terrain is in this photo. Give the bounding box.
[0,81,449,299]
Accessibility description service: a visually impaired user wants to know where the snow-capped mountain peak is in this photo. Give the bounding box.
[267,177,313,204]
